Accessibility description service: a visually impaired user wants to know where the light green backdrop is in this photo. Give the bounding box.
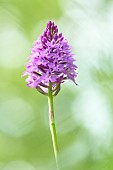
[0,0,113,170]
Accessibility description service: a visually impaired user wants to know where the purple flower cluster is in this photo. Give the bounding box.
[23,21,77,95]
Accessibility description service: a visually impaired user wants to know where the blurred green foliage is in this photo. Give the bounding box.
[0,0,61,36]
[0,0,113,170]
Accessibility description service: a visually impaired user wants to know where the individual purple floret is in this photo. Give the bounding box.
[22,21,77,95]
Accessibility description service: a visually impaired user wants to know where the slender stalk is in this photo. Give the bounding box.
[48,82,59,169]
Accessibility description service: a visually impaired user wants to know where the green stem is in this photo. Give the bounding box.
[48,82,59,168]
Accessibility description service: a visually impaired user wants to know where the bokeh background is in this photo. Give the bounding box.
[0,0,113,169]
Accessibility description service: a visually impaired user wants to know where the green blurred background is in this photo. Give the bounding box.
[0,0,113,169]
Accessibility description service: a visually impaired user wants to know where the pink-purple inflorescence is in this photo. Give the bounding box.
[23,21,77,95]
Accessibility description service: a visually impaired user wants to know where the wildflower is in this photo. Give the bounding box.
[23,21,77,95]
[22,21,78,168]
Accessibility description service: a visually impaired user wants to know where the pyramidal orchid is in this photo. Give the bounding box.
[22,21,77,169]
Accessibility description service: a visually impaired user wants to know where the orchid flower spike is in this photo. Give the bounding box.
[23,21,77,96]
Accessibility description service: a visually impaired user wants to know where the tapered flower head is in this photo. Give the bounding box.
[23,21,77,95]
